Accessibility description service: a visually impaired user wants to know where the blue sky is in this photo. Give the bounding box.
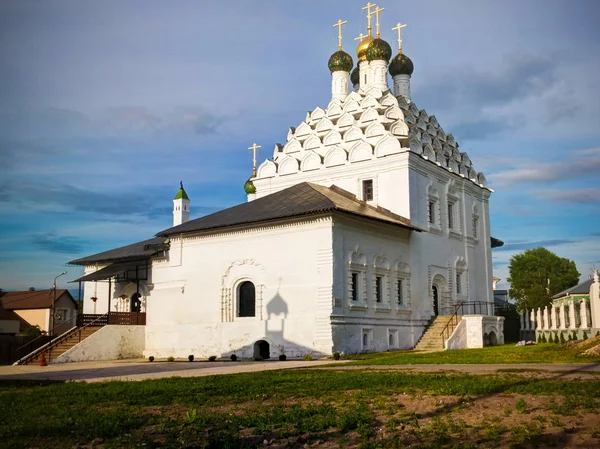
[0,0,599,292]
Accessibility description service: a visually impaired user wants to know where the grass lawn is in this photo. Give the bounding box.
[1,369,600,448]
[347,341,600,365]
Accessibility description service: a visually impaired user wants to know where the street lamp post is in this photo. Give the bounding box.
[52,271,67,336]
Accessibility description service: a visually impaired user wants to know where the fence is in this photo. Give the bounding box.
[522,300,593,340]
[0,335,53,365]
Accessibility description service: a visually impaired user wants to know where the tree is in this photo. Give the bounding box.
[507,247,579,311]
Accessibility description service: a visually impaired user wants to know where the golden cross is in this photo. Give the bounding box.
[373,7,385,38]
[333,19,347,50]
[354,32,367,43]
[392,22,407,53]
[248,143,261,177]
[362,2,376,36]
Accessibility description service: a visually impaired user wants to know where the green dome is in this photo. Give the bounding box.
[366,38,392,63]
[389,52,414,76]
[350,66,359,86]
[174,181,189,200]
[244,179,256,195]
[328,50,353,73]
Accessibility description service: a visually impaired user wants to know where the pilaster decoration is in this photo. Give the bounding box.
[547,306,554,330]
[537,308,543,330]
[568,301,576,329]
[530,309,536,332]
[559,305,566,330]
[542,307,549,331]
[580,299,590,329]
[372,254,391,312]
[220,259,265,323]
[348,246,368,310]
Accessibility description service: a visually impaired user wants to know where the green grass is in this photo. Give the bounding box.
[347,343,600,365]
[1,369,600,448]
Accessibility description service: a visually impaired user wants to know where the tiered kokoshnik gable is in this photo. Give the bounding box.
[251,3,488,191]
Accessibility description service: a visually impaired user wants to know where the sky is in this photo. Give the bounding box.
[0,0,599,293]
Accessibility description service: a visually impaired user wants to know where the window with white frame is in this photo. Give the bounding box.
[362,179,374,201]
[454,257,468,299]
[350,272,359,301]
[394,260,411,308]
[448,202,455,229]
[362,328,373,350]
[348,248,367,306]
[472,216,479,238]
[456,273,461,294]
[373,256,390,307]
[388,329,399,349]
[375,276,383,303]
[396,279,404,305]
[427,186,440,230]
[428,201,435,224]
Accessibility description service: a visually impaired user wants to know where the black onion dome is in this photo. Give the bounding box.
[328,50,353,73]
[389,53,414,76]
[350,66,360,86]
[366,38,392,63]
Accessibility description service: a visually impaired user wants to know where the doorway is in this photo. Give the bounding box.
[432,286,439,316]
[254,340,270,359]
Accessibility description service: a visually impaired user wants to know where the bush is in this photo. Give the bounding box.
[148,356,155,362]
[167,356,175,362]
[230,354,237,361]
[537,334,542,343]
[560,333,566,344]
[572,331,578,341]
[568,334,573,341]
[253,356,263,361]
[582,331,588,341]
[553,334,559,344]
[23,325,42,337]
[541,334,547,343]
[208,355,217,362]
[596,331,600,337]
[333,351,341,360]
[278,354,287,361]
[188,354,194,362]
[303,354,313,361]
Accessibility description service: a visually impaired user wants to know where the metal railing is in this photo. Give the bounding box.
[440,301,493,347]
[15,315,78,358]
[13,314,108,366]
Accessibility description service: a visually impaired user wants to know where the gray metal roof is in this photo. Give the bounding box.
[71,260,150,283]
[68,237,169,265]
[552,279,593,299]
[156,182,420,237]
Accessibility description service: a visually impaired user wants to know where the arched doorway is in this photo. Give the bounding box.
[238,281,256,317]
[254,340,270,359]
[432,286,439,316]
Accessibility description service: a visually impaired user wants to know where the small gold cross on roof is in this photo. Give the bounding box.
[355,32,367,43]
[373,7,384,38]
[248,143,261,177]
[333,19,347,50]
[392,22,407,53]
[362,2,376,36]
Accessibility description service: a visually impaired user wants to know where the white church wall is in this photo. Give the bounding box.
[143,217,335,359]
[330,216,427,353]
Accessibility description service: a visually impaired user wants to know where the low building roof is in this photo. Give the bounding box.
[157,182,421,237]
[68,237,169,266]
[1,290,77,310]
[552,279,593,299]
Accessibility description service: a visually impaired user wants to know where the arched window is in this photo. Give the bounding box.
[238,281,256,317]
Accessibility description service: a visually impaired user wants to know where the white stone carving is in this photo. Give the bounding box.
[300,150,322,172]
[390,120,409,137]
[343,125,364,143]
[336,112,355,129]
[348,141,372,163]
[323,130,342,146]
[374,136,401,158]
[283,138,302,154]
[324,146,347,167]
[278,156,299,175]
[256,159,277,178]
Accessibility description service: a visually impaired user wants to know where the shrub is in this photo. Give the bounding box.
[582,331,588,341]
[596,331,600,337]
[278,354,287,361]
[553,334,559,344]
[230,354,237,361]
[537,334,542,343]
[516,398,527,414]
[23,325,42,337]
[303,354,313,361]
[167,356,175,362]
[148,356,155,362]
[253,355,263,361]
[560,333,566,344]
[208,355,217,362]
[572,331,578,341]
[568,333,573,341]
[333,351,341,360]
[188,354,194,362]
[541,334,547,343]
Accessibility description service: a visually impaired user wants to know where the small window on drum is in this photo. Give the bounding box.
[238,281,256,317]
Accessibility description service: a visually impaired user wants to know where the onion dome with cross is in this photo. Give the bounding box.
[328,19,353,73]
[365,5,392,62]
[389,22,414,76]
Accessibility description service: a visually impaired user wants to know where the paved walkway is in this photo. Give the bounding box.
[1,360,598,383]
[0,359,350,383]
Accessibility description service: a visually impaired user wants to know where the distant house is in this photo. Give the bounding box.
[0,289,78,335]
[0,300,25,335]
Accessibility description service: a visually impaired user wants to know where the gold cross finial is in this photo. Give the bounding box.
[362,2,376,36]
[373,7,385,38]
[248,143,261,177]
[392,22,407,53]
[333,19,347,51]
[354,32,367,43]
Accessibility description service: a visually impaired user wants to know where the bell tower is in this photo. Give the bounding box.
[173,181,190,226]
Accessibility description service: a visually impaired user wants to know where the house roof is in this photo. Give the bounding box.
[552,279,593,299]
[68,237,169,266]
[157,182,421,237]
[1,290,77,310]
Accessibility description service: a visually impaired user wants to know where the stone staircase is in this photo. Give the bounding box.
[414,316,459,352]
[23,326,103,365]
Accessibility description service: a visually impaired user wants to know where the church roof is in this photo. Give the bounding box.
[157,182,421,237]
[68,237,169,265]
[552,279,593,299]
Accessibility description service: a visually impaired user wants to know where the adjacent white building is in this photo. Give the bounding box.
[69,10,502,359]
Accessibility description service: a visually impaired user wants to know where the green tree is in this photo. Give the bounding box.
[507,247,579,311]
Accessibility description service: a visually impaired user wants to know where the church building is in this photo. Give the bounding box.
[69,5,502,359]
